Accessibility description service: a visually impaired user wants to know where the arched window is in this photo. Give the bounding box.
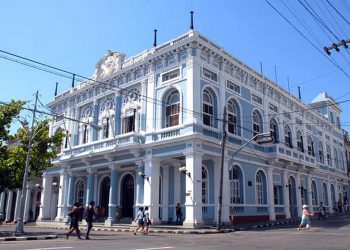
[296,130,304,152]
[340,152,345,171]
[334,148,339,168]
[165,90,180,127]
[229,165,242,204]
[76,180,85,205]
[331,185,336,206]
[322,183,328,206]
[203,89,214,127]
[319,142,324,164]
[307,136,314,156]
[311,181,318,206]
[284,125,292,148]
[270,119,278,143]
[202,167,208,204]
[227,99,238,135]
[326,145,332,166]
[252,110,262,138]
[256,171,265,204]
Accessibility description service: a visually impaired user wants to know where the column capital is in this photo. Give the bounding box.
[135,160,143,167]
[87,168,96,174]
[109,164,118,170]
[183,149,203,158]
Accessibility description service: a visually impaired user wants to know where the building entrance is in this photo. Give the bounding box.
[121,174,134,218]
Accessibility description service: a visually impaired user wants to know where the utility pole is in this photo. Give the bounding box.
[14,90,38,235]
[217,106,227,230]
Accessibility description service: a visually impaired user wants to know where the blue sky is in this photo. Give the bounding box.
[1,0,350,133]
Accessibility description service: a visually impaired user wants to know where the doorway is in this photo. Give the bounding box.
[121,174,134,218]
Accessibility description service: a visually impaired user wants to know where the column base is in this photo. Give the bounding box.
[105,218,117,226]
[182,220,205,229]
[55,216,65,222]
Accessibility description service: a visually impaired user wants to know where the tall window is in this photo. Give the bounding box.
[76,180,85,205]
[311,181,317,206]
[326,145,332,166]
[307,136,314,156]
[165,90,180,127]
[319,142,324,164]
[340,152,345,171]
[227,100,238,135]
[284,125,292,148]
[334,148,339,168]
[122,110,136,133]
[102,117,110,139]
[64,130,69,149]
[322,183,328,205]
[203,89,214,127]
[270,119,278,143]
[83,124,89,144]
[202,167,208,204]
[229,165,241,204]
[274,186,281,205]
[296,131,304,152]
[301,187,306,205]
[252,110,261,138]
[256,171,264,204]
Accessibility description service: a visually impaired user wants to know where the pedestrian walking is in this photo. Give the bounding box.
[175,203,182,225]
[132,207,144,235]
[85,201,96,240]
[318,202,326,220]
[298,204,314,232]
[143,206,151,235]
[66,202,82,239]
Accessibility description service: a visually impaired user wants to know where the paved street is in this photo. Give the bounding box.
[1,215,350,250]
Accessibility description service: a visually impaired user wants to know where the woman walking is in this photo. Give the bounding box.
[132,207,144,235]
[66,202,82,239]
[297,205,314,232]
[85,201,96,240]
[143,206,151,235]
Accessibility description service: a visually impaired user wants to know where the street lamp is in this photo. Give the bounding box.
[14,91,38,235]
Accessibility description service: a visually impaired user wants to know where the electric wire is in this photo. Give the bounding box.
[264,0,350,78]
[326,0,350,26]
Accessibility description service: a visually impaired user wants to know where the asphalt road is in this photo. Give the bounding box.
[1,215,350,250]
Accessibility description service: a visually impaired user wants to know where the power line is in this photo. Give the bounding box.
[326,0,350,26]
[264,0,350,78]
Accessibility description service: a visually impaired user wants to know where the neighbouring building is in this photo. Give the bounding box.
[1,28,348,228]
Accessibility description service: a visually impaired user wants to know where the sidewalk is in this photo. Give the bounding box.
[0,217,301,241]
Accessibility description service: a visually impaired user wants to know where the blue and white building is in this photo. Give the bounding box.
[24,29,349,228]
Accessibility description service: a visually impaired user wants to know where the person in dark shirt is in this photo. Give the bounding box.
[66,202,82,239]
[85,201,96,240]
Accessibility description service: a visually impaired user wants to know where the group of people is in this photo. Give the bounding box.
[132,206,151,235]
[66,200,96,240]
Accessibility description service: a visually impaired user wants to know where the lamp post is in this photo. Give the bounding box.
[14,91,38,234]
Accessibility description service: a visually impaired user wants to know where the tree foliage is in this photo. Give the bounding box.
[0,101,64,192]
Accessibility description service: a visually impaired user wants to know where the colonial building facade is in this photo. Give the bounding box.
[2,29,348,227]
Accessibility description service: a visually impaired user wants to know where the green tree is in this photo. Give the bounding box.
[0,100,24,192]
[0,101,64,192]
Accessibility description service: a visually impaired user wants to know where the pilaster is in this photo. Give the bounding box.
[5,190,13,222]
[282,170,291,219]
[13,189,22,222]
[105,165,119,226]
[38,173,53,221]
[23,187,32,222]
[267,167,276,221]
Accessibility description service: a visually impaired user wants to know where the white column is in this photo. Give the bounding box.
[5,190,13,222]
[282,170,291,219]
[306,175,313,212]
[0,192,6,220]
[23,187,32,222]
[296,173,302,216]
[38,173,53,221]
[144,157,161,224]
[183,150,204,228]
[162,166,169,223]
[13,189,22,222]
[55,170,68,221]
[267,167,276,221]
[327,181,333,213]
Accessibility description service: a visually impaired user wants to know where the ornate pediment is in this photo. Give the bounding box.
[93,50,125,80]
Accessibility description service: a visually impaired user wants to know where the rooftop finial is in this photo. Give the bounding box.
[153,29,157,48]
[190,11,194,30]
[54,82,58,96]
[71,74,75,88]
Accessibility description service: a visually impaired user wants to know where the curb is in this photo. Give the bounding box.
[0,235,57,242]
[0,218,300,240]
